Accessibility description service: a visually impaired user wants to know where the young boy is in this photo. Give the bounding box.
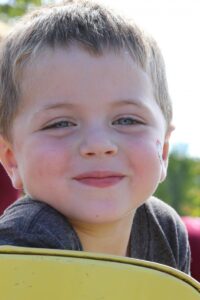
[0,0,190,274]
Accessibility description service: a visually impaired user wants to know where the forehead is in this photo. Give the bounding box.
[23,45,141,79]
[20,45,154,106]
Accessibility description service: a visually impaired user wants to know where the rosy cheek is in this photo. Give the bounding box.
[125,137,162,171]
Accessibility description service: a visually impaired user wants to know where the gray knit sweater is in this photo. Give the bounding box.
[0,196,190,274]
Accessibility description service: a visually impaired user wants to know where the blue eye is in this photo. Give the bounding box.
[112,117,143,126]
[43,120,76,130]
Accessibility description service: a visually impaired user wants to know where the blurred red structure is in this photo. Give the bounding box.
[182,216,200,282]
[0,164,19,215]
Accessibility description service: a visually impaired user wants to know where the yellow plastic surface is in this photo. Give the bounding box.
[0,246,199,300]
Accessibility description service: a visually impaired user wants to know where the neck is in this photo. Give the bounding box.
[70,213,135,257]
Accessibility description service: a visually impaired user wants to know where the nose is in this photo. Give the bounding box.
[79,130,118,158]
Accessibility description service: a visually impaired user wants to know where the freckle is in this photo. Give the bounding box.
[95,214,99,218]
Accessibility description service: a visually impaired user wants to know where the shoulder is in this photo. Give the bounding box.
[0,196,81,250]
[144,196,182,222]
[0,196,50,247]
[0,196,47,227]
[135,197,191,274]
[144,197,188,238]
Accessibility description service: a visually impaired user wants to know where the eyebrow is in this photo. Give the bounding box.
[34,98,147,116]
[39,102,77,111]
[33,102,77,117]
[111,99,143,108]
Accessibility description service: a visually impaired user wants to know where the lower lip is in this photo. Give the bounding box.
[74,176,124,188]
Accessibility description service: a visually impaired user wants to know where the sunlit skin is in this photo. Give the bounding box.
[0,46,171,255]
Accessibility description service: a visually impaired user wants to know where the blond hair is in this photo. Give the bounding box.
[0,0,172,141]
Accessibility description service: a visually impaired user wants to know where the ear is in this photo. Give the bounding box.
[160,124,175,182]
[0,135,23,190]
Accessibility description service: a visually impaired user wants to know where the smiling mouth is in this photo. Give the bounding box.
[73,171,125,188]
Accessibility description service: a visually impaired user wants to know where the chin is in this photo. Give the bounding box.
[71,209,131,225]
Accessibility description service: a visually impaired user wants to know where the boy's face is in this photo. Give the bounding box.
[2,46,170,224]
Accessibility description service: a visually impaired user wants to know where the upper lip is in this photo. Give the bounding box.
[73,171,125,179]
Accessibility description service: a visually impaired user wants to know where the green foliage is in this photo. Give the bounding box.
[155,151,200,217]
[0,0,42,20]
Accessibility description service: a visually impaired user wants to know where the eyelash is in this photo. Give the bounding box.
[42,116,144,131]
[43,120,77,130]
[112,117,144,126]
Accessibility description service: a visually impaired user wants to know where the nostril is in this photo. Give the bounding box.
[106,150,114,155]
[80,141,118,157]
[86,152,95,156]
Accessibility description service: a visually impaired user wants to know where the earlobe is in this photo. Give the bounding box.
[0,136,23,190]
